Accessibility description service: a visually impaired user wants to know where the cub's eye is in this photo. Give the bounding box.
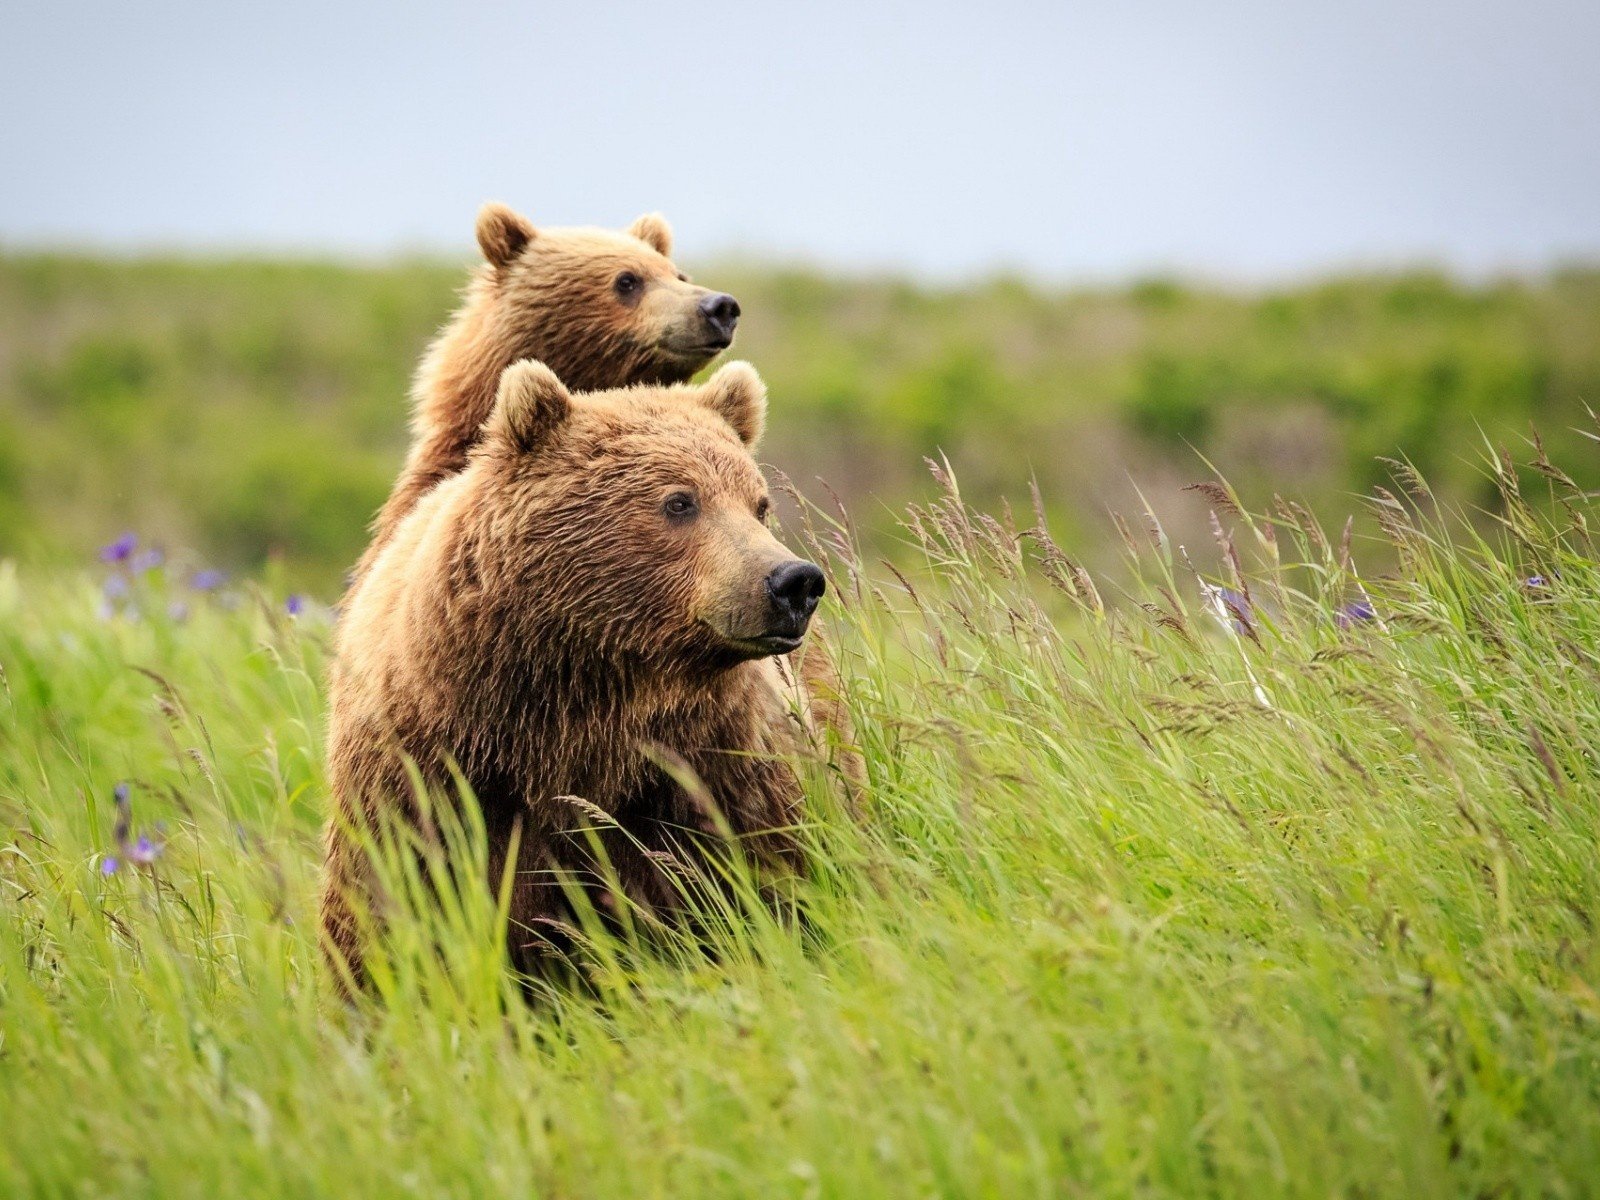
[614,271,642,296]
[755,497,771,523]
[676,272,689,283]
[663,491,698,521]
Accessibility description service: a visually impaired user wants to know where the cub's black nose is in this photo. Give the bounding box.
[766,560,826,628]
[698,292,741,344]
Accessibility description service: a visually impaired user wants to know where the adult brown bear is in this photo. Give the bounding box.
[322,360,832,983]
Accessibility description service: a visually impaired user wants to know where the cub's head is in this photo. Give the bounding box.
[475,203,739,393]
[480,360,823,671]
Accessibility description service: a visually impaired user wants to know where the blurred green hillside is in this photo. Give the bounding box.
[2,252,1597,593]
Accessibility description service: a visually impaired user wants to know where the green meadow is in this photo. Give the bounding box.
[3,253,1598,589]
[2,254,1599,1196]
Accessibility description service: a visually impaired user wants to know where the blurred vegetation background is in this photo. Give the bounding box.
[2,252,1597,595]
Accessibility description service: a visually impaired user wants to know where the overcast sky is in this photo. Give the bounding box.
[3,1,1597,280]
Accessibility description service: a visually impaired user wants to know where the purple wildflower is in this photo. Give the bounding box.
[1335,598,1377,629]
[190,568,227,592]
[102,574,131,602]
[99,532,137,564]
[130,547,165,573]
[285,594,305,617]
[1523,569,1561,592]
[100,781,162,876]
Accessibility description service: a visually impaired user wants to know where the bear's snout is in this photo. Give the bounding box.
[697,292,741,347]
[764,560,826,638]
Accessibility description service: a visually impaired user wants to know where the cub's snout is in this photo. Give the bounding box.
[698,292,741,348]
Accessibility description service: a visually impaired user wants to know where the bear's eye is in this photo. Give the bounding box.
[663,491,698,521]
[614,271,642,298]
[755,497,771,524]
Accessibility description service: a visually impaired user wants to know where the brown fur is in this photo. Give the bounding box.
[358,203,735,581]
[322,361,829,983]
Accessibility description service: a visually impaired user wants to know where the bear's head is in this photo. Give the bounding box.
[474,203,740,393]
[477,359,825,674]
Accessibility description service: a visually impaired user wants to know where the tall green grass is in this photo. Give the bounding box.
[2,448,1598,1197]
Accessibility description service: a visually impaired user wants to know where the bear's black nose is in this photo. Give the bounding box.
[766,560,825,630]
[698,292,741,345]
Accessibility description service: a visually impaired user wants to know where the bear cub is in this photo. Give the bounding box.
[362,203,741,574]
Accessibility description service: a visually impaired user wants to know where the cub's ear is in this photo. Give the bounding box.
[699,361,766,448]
[488,360,571,452]
[476,202,536,267]
[626,212,673,258]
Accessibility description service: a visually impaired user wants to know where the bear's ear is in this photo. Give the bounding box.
[626,212,673,258]
[476,202,536,268]
[699,361,767,448]
[489,360,572,453]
